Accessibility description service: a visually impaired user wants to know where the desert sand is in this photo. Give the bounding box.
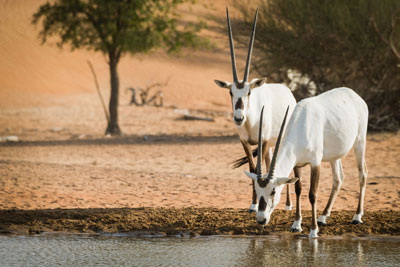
[0,0,399,236]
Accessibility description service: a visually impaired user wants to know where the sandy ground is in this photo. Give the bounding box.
[0,0,399,236]
[1,110,399,212]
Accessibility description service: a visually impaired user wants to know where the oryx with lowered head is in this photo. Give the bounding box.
[246,88,369,238]
[214,7,299,212]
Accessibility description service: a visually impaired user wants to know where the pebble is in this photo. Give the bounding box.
[0,136,19,142]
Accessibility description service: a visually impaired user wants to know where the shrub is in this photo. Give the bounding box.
[236,0,400,131]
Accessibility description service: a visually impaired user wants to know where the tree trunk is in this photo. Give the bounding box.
[106,53,121,135]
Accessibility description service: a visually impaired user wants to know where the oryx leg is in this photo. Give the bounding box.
[291,167,302,232]
[261,141,271,172]
[352,137,368,224]
[260,141,273,211]
[309,165,320,238]
[241,140,257,212]
[318,159,344,226]
[262,141,270,171]
[286,181,293,210]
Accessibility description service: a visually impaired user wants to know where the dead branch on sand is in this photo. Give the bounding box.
[87,60,110,123]
[127,78,170,107]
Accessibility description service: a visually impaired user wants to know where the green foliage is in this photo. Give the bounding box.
[32,0,208,59]
[236,0,400,131]
[32,0,208,135]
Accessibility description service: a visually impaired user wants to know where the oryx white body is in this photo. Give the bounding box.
[233,82,296,146]
[275,88,368,174]
[247,87,368,238]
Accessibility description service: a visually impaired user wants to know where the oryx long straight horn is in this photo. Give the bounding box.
[256,106,264,179]
[243,8,258,82]
[226,7,238,83]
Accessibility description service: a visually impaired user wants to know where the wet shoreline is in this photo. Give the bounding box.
[1,208,399,237]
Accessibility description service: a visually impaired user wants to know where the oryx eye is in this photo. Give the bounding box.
[271,189,276,196]
[247,90,251,96]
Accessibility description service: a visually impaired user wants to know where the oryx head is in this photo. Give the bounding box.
[245,106,298,225]
[214,7,267,126]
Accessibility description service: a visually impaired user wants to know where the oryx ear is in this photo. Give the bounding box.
[244,171,258,181]
[214,80,231,89]
[250,77,267,89]
[275,177,298,186]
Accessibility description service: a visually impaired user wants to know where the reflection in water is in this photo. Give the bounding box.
[310,237,318,260]
[357,241,365,266]
[0,234,399,266]
[239,236,399,267]
[295,238,302,257]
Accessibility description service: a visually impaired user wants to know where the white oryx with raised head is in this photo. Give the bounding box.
[246,87,369,238]
[214,7,298,212]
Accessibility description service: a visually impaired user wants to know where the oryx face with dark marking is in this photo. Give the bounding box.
[245,106,298,224]
[249,173,296,225]
[214,7,267,126]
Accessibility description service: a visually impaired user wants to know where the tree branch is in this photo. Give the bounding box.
[389,10,400,61]
[371,10,400,61]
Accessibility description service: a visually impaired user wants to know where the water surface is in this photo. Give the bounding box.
[0,234,399,266]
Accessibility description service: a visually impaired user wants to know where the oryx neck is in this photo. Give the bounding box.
[273,145,298,178]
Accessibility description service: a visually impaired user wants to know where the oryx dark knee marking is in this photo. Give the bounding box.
[309,166,320,205]
[295,179,302,196]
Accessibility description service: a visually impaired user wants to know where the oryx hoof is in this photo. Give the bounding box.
[290,220,302,233]
[317,215,328,226]
[351,214,363,224]
[285,205,293,211]
[309,229,319,238]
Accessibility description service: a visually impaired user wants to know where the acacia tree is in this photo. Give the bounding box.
[236,0,400,131]
[33,0,205,135]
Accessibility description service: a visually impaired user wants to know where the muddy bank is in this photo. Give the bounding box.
[0,208,399,237]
